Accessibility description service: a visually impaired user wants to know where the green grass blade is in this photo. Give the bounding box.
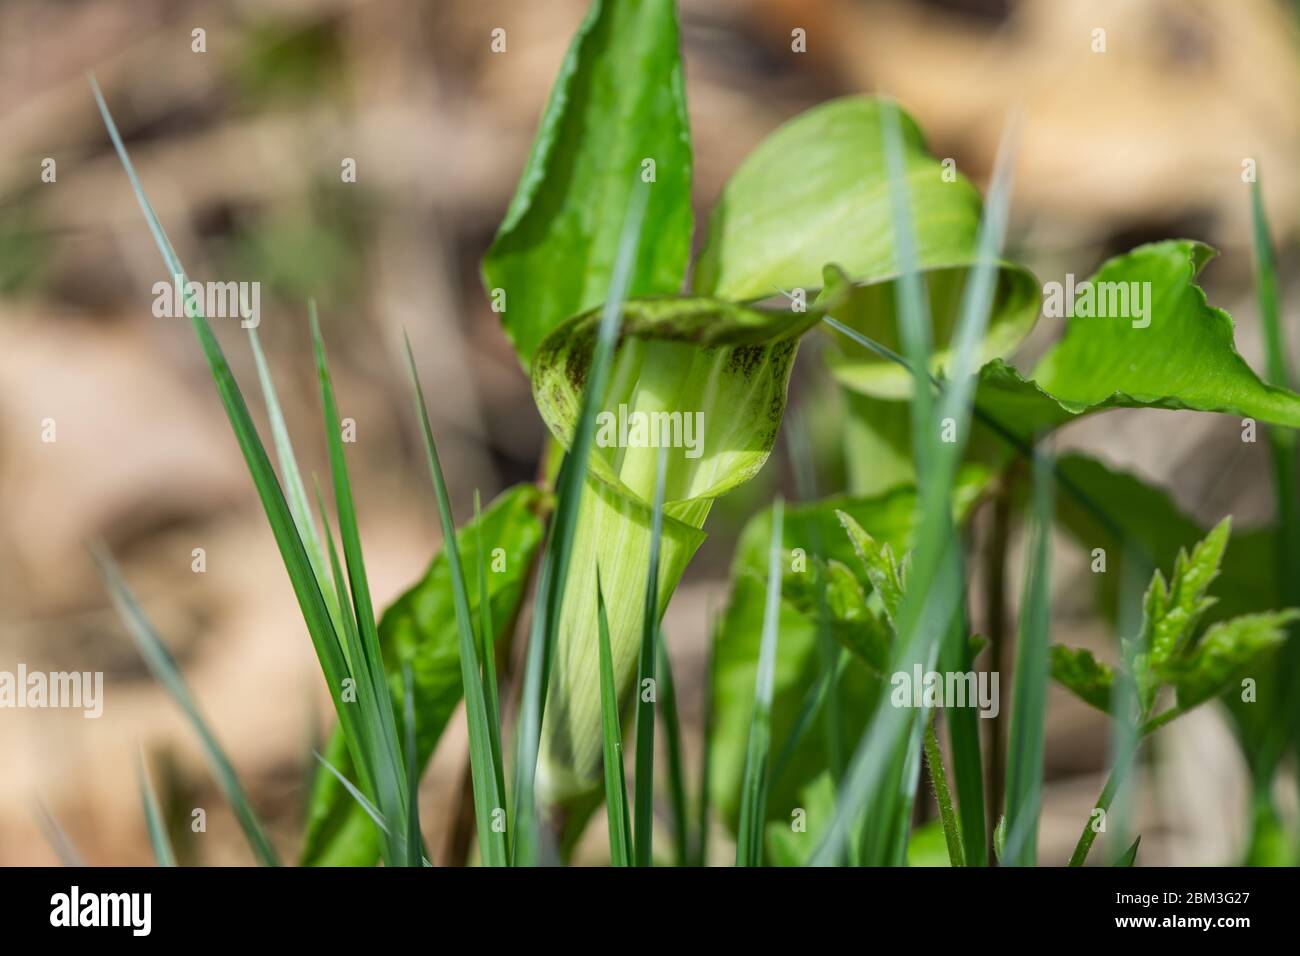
[696,610,717,867]
[92,545,280,866]
[736,498,784,867]
[34,800,85,867]
[597,570,633,866]
[474,490,509,833]
[314,752,388,836]
[310,318,412,866]
[138,749,177,867]
[812,107,1016,866]
[634,445,669,866]
[403,665,423,868]
[248,328,345,638]
[785,410,846,787]
[657,635,689,867]
[90,78,371,836]
[403,334,507,867]
[1002,443,1055,866]
[511,181,650,865]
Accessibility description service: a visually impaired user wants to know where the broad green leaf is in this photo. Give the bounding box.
[1050,646,1115,714]
[482,0,692,369]
[972,241,1300,436]
[694,97,1033,313]
[1033,241,1300,425]
[300,485,546,866]
[1168,611,1298,711]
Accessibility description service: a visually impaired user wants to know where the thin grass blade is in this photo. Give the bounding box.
[34,800,85,867]
[1002,442,1055,865]
[403,334,507,867]
[474,489,509,813]
[138,749,177,867]
[736,498,784,867]
[92,545,279,866]
[634,445,669,866]
[657,635,689,867]
[248,328,345,638]
[597,570,634,866]
[90,78,371,832]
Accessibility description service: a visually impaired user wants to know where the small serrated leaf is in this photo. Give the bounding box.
[1049,645,1115,714]
[836,510,905,625]
[1169,610,1299,710]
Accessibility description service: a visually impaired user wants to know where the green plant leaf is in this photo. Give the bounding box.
[1144,517,1230,667]
[1050,646,1116,714]
[835,511,905,626]
[1168,611,1299,711]
[694,97,1034,315]
[300,485,545,866]
[972,241,1300,436]
[482,0,692,369]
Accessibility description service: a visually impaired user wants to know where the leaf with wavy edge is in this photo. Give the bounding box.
[482,0,692,370]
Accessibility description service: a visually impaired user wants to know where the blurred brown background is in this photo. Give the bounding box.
[1,0,1297,865]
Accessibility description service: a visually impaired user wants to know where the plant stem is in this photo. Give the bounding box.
[1067,709,1184,867]
[924,713,964,867]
